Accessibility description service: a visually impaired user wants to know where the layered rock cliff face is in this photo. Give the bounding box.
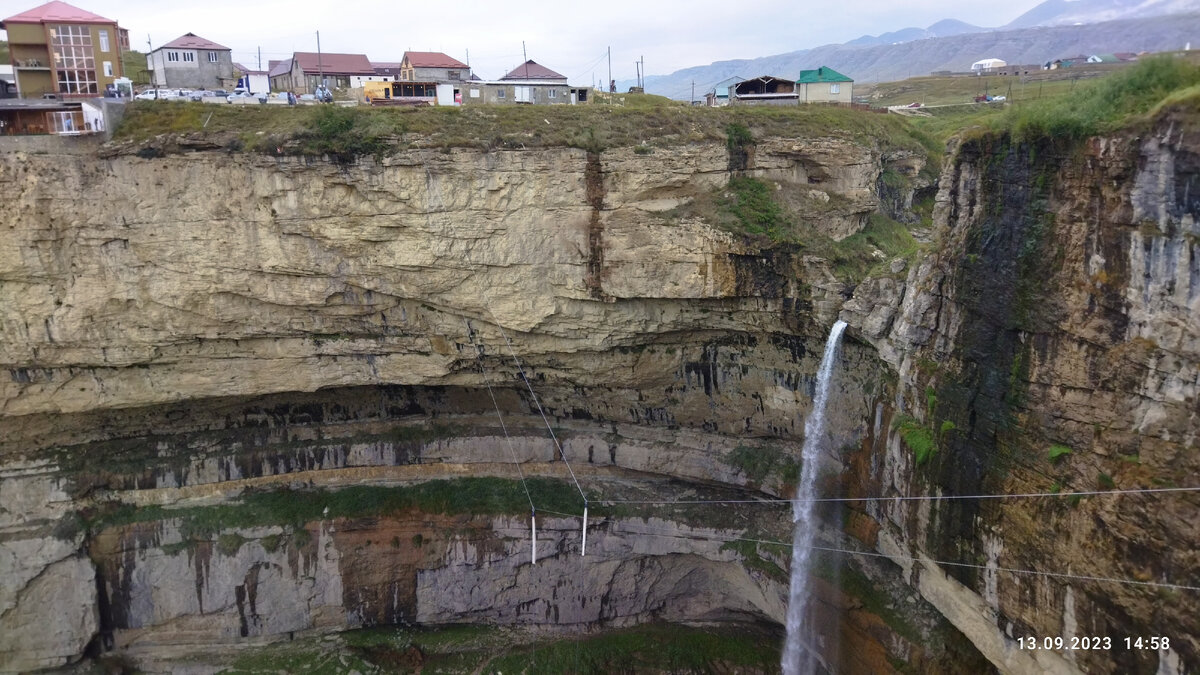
[0,131,946,673]
[0,106,1195,674]
[842,112,1200,674]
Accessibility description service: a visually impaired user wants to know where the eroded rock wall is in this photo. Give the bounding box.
[843,114,1200,674]
[0,134,931,672]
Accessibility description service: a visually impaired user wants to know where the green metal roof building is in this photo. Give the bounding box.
[795,66,853,103]
[796,66,852,83]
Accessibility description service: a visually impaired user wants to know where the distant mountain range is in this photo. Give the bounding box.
[845,19,984,48]
[632,0,1200,98]
[845,0,1198,46]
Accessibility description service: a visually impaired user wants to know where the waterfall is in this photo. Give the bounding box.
[782,319,847,675]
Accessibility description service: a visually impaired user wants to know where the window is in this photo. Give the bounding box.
[98,30,109,52]
[496,87,505,99]
[167,51,180,62]
[103,61,113,77]
[50,25,98,94]
[469,88,480,98]
[829,83,840,94]
[447,70,460,80]
[207,51,218,63]
[183,52,195,63]
[548,88,557,99]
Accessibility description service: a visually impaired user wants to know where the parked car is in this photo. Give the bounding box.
[189,90,218,101]
[134,89,172,101]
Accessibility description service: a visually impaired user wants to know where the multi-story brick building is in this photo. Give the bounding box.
[1,0,127,98]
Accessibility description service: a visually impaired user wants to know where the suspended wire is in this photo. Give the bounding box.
[599,485,1200,506]
[487,317,589,506]
[569,51,612,83]
[612,523,1200,593]
[534,508,580,519]
[465,320,536,514]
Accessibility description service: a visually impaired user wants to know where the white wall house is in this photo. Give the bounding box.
[350,74,394,88]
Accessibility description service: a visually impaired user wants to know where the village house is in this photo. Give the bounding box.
[372,61,403,81]
[350,62,399,88]
[461,60,589,105]
[398,52,471,82]
[148,33,234,90]
[267,59,290,92]
[730,76,798,105]
[796,66,852,103]
[284,52,374,93]
[1,0,128,98]
[0,96,111,135]
[705,75,744,106]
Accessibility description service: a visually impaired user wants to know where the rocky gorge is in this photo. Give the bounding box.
[0,97,1196,674]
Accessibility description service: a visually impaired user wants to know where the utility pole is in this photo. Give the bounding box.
[146,34,155,89]
[607,46,612,98]
[316,30,324,92]
[257,46,261,71]
[635,61,640,89]
[691,80,694,104]
[641,55,644,90]
[522,41,528,77]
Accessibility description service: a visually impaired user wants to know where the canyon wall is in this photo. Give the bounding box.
[842,113,1200,674]
[0,105,1195,673]
[0,132,951,673]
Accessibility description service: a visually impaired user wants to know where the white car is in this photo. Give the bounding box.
[227,90,268,103]
[134,89,172,101]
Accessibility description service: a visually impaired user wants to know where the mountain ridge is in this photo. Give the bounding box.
[634,11,1200,98]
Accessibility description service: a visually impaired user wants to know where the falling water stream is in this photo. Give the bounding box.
[782,319,847,675]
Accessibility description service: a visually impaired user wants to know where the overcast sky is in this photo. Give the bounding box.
[1,0,1045,84]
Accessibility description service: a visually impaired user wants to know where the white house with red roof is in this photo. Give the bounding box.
[148,33,234,90]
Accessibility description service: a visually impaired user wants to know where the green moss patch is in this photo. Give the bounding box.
[87,477,584,538]
[724,444,800,486]
[486,622,779,674]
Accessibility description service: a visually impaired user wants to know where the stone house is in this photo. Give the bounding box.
[285,52,374,93]
[796,66,853,103]
[460,60,589,105]
[398,52,471,82]
[267,59,291,92]
[148,33,234,90]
